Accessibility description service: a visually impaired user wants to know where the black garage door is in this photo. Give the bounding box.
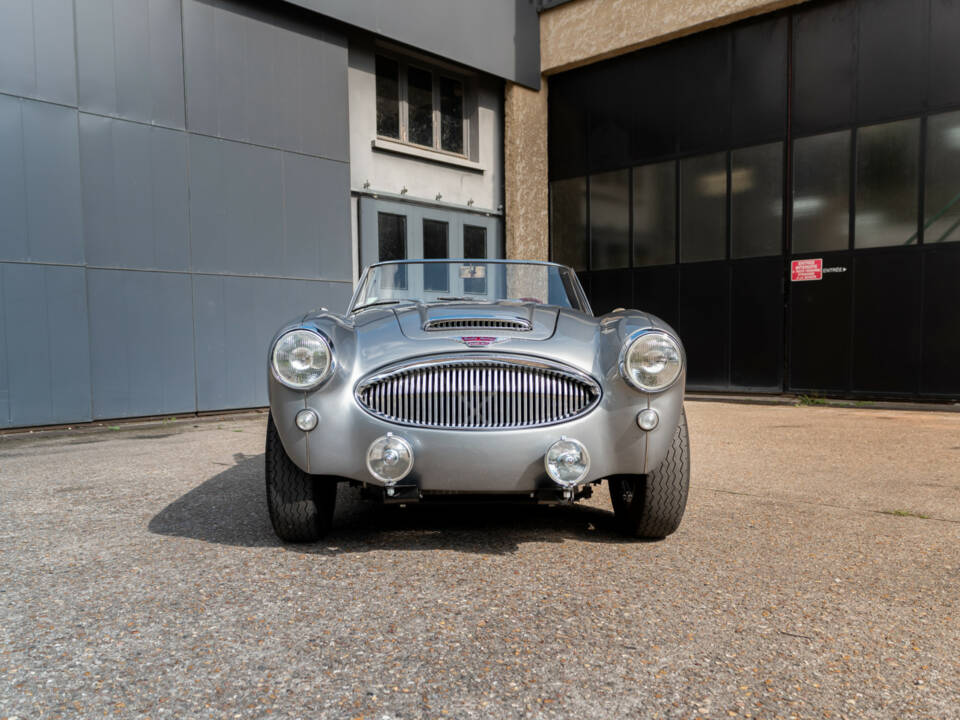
[547,0,960,399]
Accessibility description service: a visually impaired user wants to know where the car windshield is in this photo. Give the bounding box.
[351,260,589,313]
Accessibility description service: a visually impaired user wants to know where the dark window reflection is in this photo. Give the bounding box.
[407,66,434,147]
[680,152,727,263]
[925,110,960,244]
[550,177,588,271]
[731,142,783,258]
[423,219,449,292]
[855,119,920,248]
[590,169,630,270]
[377,213,406,289]
[463,225,487,294]
[792,130,851,254]
[375,56,399,140]
[439,76,464,154]
[633,161,676,266]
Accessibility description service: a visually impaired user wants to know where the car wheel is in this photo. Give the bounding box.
[608,408,690,539]
[265,413,336,542]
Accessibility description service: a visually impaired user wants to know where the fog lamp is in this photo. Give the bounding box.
[636,408,659,431]
[544,437,590,488]
[295,408,319,432]
[366,433,414,485]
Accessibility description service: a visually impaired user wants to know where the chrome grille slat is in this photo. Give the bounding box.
[357,356,600,430]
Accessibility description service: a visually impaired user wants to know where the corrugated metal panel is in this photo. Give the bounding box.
[0,0,77,105]
[1,263,92,427]
[79,113,190,271]
[75,0,185,128]
[87,269,197,419]
[193,275,352,411]
[0,95,84,265]
[181,0,348,159]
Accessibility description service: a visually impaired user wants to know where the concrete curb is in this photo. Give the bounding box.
[686,392,960,413]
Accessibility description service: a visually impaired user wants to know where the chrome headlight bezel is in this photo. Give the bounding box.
[619,329,684,392]
[271,329,335,390]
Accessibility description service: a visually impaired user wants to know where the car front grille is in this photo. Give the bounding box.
[423,318,532,332]
[355,355,600,430]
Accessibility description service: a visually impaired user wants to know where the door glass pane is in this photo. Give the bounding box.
[855,118,920,248]
[377,213,406,289]
[925,110,960,244]
[590,169,630,270]
[423,219,449,292]
[439,76,464,155]
[680,152,727,263]
[375,56,400,139]
[792,130,851,254]
[550,177,587,271]
[407,66,434,147]
[731,142,783,258]
[633,161,676,266]
[463,225,487,294]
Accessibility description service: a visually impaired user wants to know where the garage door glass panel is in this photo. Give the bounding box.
[731,142,782,258]
[407,66,433,147]
[550,177,587,271]
[680,152,727,263]
[633,161,676,267]
[855,119,920,249]
[792,130,851,254]
[377,212,406,289]
[423,219,448,292]
[925,110,960,244]
[463,225,487,294]
[589,169,630,270]
[792,2,855,135]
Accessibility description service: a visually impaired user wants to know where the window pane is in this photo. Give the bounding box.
[550,177,587,271]
[423,219,449,292]
[377,213,406,289]
[925,110,960,244]
[792,130,851,254]
[855,118,920,248]
[633,161,676,266]
[439,76,464,154]
[680,152,727,263]
[589,169,630,270]
[463,226,487,293]
[731,142,783,258]
[407,66,433,147]
[375,56,399,139]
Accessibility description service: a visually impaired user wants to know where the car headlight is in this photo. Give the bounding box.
[620,331,683,392]
[271,329,333,390]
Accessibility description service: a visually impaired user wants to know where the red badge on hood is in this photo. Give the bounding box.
[459,336,499,348]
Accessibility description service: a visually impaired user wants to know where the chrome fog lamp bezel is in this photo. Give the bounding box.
[366,433,414,486]
[544,436,591,488]
[619,329,684,392]
[295,408,319,432]
[271,329,334,390]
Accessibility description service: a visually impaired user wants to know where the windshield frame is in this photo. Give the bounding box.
[348,259,592,315]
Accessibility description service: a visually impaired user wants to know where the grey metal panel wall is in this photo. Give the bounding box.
[75,0,186,128]
[0,0,77,105]
[0,95,84,265]
[0,263,92,428]
[193,275,353,410]
[0,0,353,428]
[182,0,349,159]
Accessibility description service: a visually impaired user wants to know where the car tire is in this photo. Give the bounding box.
[609,408,690,539]
[265,413,336,543]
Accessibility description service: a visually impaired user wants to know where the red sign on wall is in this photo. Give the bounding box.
[791,258,823,282]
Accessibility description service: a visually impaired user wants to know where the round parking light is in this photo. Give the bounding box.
[295,408,319,432]
[636,408,659,431]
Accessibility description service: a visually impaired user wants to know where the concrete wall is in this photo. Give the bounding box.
[503,0,807,263]
[0,0,353,428]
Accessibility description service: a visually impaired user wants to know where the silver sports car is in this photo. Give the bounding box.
[265,259,689,541]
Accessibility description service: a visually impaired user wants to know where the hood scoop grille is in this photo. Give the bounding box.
[423,317,532,332]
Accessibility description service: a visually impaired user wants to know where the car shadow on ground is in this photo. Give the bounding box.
[148,452,640,555]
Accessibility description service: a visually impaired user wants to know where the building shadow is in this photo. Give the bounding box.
[148,452,636,555]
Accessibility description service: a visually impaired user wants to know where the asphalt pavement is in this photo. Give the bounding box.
[1,401,958,719]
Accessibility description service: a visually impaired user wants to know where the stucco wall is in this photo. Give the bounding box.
[504,0,808,263]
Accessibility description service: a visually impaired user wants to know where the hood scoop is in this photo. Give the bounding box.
[423,317,532,332]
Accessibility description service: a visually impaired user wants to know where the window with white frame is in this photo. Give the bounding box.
[376,53,467,157]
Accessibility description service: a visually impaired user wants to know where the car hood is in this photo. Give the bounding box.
[395,302,559,341]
